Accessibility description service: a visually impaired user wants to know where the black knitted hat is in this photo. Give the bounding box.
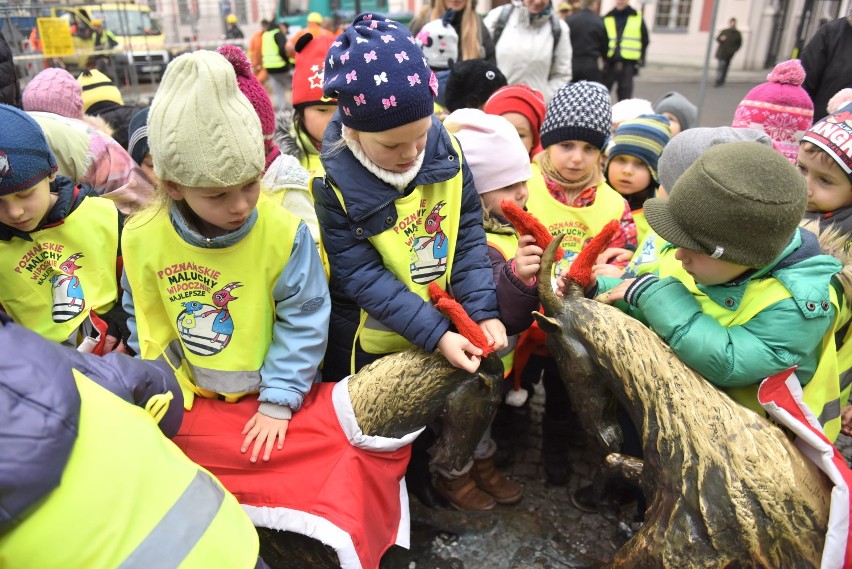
[540,81,611,150]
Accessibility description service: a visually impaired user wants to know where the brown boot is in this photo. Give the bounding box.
[434,471,496,511]
[471,456,524,505]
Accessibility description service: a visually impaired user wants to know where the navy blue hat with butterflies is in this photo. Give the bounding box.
[323,13,437,132]
[0,104,58,196]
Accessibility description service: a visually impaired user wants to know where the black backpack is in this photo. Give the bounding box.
[491,4,562,54]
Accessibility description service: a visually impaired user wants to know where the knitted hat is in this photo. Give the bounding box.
[148,50,264,187]
[323,13,436,132]
[444,108,531,194]
[611,98,653,127]
[22,68,84,120]
[217,45,278,169]
[732,59,814,163]
[0,104,58,196]
[827,88,852,115]
[416,15,459,70]
[128,107,150,166]
[605,114,672,183]
[541,81,612,150]
[76,69,124,112]
[444,59,507,112]
[645,142,806,267]
[307,12,323,24]
[484,84,546,155]
[658,126,772,192]
[292,33,338,107]
[653,91,698,132]
[801,103,852,182]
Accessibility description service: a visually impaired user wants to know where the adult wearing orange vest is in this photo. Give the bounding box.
[285,12,332,57]
[602,0,648,101]
[249,19,270,87]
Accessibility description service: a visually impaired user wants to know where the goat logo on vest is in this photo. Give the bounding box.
[176,281,242,356]
[410,200,450,284]
[50,252,86,322]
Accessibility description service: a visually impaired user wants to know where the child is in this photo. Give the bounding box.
[653,91,697,136]
[274,32,338,179]
[415,13,459,112]
[121,50,330,463]
[587,141,846,441]
[128,107,156,185]
[313,13,506,511]
[484,83,546,159]
[521,80,636,486]
[798,102,852,238]
[0,104,123,353]
[313,13,506,382]
[443,59,507,113]
[441,108,539,509]
[732,59,813,164]
[604,114,671,246]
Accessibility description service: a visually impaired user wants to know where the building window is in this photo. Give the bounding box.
[178,0,193,24]
[654,0,691,31]
[234,0,248,23]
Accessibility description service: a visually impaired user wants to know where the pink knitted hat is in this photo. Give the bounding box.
[732,59,814,163]
[22,68,85,120]
[217,45,280,170]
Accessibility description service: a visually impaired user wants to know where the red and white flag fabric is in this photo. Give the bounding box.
[758,368,852,569]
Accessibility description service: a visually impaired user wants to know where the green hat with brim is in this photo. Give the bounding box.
[644,141,806,268]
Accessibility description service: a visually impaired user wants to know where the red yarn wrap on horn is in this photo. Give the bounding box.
[566,219,621,289]
[428,283,494,357]
[500,200,564,260]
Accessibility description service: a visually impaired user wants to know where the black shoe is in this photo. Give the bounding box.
[570,482,638,513]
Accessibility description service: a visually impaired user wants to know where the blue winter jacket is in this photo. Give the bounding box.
[314,113,500,379]
[0,311,182,533]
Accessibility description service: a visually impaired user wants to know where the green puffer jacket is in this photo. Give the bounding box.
[597,228,842,388]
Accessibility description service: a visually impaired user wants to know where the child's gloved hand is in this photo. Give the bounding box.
[437,331,483,373]
[241,413,290,463]
[478,318,508,352]
[513,235,544,285]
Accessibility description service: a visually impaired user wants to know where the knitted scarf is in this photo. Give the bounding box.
[537,150,601,205]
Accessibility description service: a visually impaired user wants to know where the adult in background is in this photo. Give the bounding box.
[714,18,741,87]
[484,0,572,101]
[0,29,21,107]
[249,19,270,88]
[602,0,648,101]
[800,7,852,120]
[410,0,496,64]
[262,18,293,112]
[225,13,245,39]
[566,0,607,83]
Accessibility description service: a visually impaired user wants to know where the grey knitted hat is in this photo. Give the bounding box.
[658,126,772,192]
[653,91,698,132]
[540,81,612,150]
[646,142,806,267]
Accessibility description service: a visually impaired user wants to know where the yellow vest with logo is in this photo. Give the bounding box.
[487,228,521,376]
[605,14,643,60]
[122,196,298,399]
[0,196,118,343]
[0,370,259,569]
[525,166,628,278]
[330,138,465,370]
[262,29,287,70]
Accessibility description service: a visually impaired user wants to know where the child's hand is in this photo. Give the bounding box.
[555,273,597,297]
[592,263,623,278]
[479,318,508,352]
[841,406,852,437]
[513,235,543,285]
[241,413,290,463]
[437,331,483,373]
[594,278,635,305]
[597,247,633,269]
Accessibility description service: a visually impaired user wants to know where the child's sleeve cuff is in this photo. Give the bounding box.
[624,274,659,307]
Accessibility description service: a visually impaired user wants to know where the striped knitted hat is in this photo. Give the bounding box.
[605,114,672,184]
[77,69,124,112]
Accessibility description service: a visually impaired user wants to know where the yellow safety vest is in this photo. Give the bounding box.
[330,138,465,370]
[604,14,643,60]
[0,370,259,568]
[302,150,325,180]
[632,208,651,248]
[262,29,287,70]
[122,196,298,400]
[524,165,628,278]
[0,196,118,343]
[487,228,521,376]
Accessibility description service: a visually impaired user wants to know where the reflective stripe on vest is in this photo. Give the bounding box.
[487,229,520,375]
[604,14,642,60]
[0,196,119,343]
[122,196,298,396]
[262,29,287,70]
[0,370,259,568]
[524,165,628,279]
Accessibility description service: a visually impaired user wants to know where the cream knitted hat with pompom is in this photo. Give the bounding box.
[148,50,264,187]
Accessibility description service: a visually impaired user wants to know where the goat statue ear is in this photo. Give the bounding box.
[533,312,562,335]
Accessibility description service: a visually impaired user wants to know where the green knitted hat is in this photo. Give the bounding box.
[148,50,264,188]
[644,142,806,267]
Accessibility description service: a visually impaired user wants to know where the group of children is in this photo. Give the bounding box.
[1,9,851,543]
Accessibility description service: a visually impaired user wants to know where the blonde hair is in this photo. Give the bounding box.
[426,0,482,61]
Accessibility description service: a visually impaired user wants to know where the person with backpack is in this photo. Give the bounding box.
[484,0,572,101]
